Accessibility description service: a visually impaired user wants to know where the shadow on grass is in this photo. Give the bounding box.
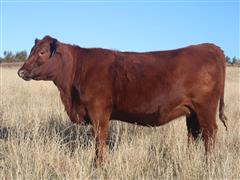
[0,118,120,153]
[0,127,10,139]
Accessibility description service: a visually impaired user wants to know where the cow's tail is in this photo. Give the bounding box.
[219,89,228,131]
[218,48,228,131]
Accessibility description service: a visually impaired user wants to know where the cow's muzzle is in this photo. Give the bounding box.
[17,69,32,81]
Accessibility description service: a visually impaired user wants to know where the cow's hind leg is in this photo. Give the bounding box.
[186,110,201,143]
[194,103,218,153]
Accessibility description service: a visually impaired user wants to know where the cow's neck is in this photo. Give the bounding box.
[53,44,85,96]
[53,44,75,94]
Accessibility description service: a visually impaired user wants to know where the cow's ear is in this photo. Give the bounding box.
[50,38,57,58]
[35,38,39,45]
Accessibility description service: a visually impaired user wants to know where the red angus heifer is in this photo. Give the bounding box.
[18,36,227,166]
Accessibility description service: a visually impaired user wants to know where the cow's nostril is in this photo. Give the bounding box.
[18,69,25,78]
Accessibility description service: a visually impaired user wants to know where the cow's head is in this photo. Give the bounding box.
[18,36,60,81]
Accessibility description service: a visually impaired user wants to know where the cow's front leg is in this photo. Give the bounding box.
[88,101,110,167]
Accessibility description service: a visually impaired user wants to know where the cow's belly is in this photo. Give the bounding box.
[110,109,162,126]
[111,95,190,126]
[110,102,175,126]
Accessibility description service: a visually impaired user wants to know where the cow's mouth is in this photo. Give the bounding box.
[22,76,32,81]
[32,75,42,80]
[21,75,42,81]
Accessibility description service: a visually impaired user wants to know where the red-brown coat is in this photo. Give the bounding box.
[18,36,227,166]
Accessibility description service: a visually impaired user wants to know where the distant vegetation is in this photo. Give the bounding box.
[0,50,28,63]
[225,56,240,66]
[0,50,239,65]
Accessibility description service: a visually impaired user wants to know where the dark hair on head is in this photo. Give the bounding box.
[50,38,57,58]
[35,38,39,45]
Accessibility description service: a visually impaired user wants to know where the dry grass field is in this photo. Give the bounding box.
[0,66,239,179]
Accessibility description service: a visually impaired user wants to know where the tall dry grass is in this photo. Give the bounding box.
[0,66,239,179]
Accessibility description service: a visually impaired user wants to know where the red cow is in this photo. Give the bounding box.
[18,36,227,166]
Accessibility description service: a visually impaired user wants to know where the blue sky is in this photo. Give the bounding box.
[0,0,239,58]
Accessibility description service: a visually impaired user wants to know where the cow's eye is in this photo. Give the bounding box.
[39,51,45,56]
